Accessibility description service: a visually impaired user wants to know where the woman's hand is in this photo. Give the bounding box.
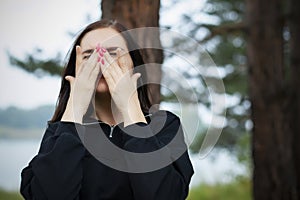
[61,45,101,123]
[100,48,147,126]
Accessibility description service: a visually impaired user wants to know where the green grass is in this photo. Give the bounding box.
[0,189,23,200]
[187,177,251,200]
[0,177,251,200]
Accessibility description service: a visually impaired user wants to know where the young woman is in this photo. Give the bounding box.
[20,19,194,200]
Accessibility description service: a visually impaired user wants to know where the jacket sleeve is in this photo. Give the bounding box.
[121,111,194,200]
[20,122,86,200]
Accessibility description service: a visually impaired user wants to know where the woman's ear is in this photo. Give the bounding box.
[75,45,83,75]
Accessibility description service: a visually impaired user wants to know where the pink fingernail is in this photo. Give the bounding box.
[101,59,105,65]
[99,52,103,57]
[101,48,106,53]
[97,57,101,62]
[97,44,102,52]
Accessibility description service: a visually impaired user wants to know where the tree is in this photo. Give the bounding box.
[177,0,300,198]
[290,0,300,194]
[247,0,300,198]
[182,0,250,164]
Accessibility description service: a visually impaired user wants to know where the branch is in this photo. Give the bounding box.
[8,52,63,78]
[198,21,247,44]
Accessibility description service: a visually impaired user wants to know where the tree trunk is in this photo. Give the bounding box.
[289,0,300,194]
[101,0,163,106]
[246,0,298,199]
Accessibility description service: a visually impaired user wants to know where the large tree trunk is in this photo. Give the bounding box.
[246,0,298,199]
[101,0,163,106]
[290,0,300,194]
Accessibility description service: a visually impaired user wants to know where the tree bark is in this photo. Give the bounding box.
[246,0,298,199]
[289,0,300,194]
[101,0,163,106]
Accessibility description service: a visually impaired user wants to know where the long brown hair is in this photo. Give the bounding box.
[50,19,151,122]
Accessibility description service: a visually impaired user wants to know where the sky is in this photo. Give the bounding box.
[0,0,100,109]
[0,0,206,109]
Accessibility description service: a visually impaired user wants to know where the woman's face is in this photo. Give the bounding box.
[79,27,133,93]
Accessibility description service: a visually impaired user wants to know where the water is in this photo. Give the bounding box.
[0,138,247,191]
[0,139,41,191]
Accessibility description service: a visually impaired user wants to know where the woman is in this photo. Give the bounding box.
[21,19,194,200]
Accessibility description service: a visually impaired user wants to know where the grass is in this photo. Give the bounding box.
[0,188,23,200]
[187,176,251,200]
[1,177,251,200]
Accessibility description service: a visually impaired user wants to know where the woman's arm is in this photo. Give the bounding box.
[20,122,85,200]
[121,111,194,200]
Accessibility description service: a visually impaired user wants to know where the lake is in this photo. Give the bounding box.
[0,138,247,191]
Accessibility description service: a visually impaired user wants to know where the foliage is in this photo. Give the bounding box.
[176,0,251,162]
[187,176,251,200]
[8,49,63,77]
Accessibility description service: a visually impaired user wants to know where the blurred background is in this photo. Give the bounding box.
[0,0,299,199]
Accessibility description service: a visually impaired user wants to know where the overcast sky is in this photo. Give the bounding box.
[0,0,205,109]
[0,0,101,109]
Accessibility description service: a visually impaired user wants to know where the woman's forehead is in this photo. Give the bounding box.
[80,28,128,50]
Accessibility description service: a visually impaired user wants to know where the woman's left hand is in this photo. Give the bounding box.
[99,48,147,126]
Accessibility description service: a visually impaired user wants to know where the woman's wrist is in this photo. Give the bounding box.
[61,98,84,124]
[121,98,147,127]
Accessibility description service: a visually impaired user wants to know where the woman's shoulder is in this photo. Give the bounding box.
[38,121,84,154]
[145,110,181,125]
[41,120,83,142]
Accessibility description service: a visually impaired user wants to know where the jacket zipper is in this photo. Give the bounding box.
[82,113,152,138]
[83,121,115,138]
[109,125,115,138]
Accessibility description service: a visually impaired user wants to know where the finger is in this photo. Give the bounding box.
[103,49,122,75]
[89,61,101,81]
[117,48,131,73]
[100,63,115,89]
[100,55,120,84]
[75,46,84,75]
[65,75,75,85]
[89,44,102,64]
[81,48,99,76]
[118,48,134,74]
[131,73,141,86]
[101,52,122,83]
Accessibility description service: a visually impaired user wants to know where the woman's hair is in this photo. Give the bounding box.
[50,19,151,122]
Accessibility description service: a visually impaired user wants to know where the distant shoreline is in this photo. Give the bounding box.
[0,126,44,140]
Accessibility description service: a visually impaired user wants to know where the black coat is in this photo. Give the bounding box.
[20,110,194,200]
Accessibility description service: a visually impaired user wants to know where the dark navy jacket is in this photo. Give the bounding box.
[20,110,194,200]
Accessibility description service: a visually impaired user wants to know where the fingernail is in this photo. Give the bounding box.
[99,52,104,57]
[101,48,106,53]
[97,57,101,62]
[101,59,105,65]
[96,43,101,52]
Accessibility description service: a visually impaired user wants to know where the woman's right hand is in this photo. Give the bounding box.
[61,45,101,123]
